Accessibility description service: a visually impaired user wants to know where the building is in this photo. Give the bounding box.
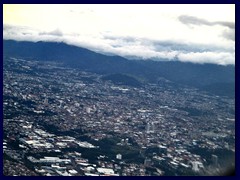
[146,123,151,134]
[116,154,122,160]
[146,122,155,134]
[191,161,204,172]
[86,107,91,113]
[212,154,219,167]
[144,158,152,166]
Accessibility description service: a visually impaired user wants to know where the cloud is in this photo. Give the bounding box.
[217,21,235,29]
[222,29,235,41]
[177,51,235,65]
[3,24,62,42]
[102,34,230,53]
[179,15,235,29]
[3,24,39,41]
[3,24,235,65]
[39,29,63,36]
[3,4,235,66]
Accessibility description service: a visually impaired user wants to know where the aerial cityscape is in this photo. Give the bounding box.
[3,4,235,176]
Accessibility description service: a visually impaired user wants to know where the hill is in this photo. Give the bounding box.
[102,74,142,87]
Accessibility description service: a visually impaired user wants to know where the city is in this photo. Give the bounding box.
[3,57,235,176]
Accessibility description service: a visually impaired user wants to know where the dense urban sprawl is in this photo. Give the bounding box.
[3,57,235,176]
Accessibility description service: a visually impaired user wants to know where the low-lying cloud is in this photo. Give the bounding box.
[177,51,234,65]
[39,29,63,37]
[3,24,235,66]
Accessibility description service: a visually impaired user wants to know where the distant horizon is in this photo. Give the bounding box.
[3,4,235,65]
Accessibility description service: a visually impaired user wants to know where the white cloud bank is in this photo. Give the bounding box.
[3,4,235,65]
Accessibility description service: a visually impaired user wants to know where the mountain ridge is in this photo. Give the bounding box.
[3,40,235,97]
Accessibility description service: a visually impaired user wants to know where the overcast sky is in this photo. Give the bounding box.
[3,4,235,65]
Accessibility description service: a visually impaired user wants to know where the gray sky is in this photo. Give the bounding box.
[3,4,235,65]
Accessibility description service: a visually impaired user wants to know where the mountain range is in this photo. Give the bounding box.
[3,40,235,97]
